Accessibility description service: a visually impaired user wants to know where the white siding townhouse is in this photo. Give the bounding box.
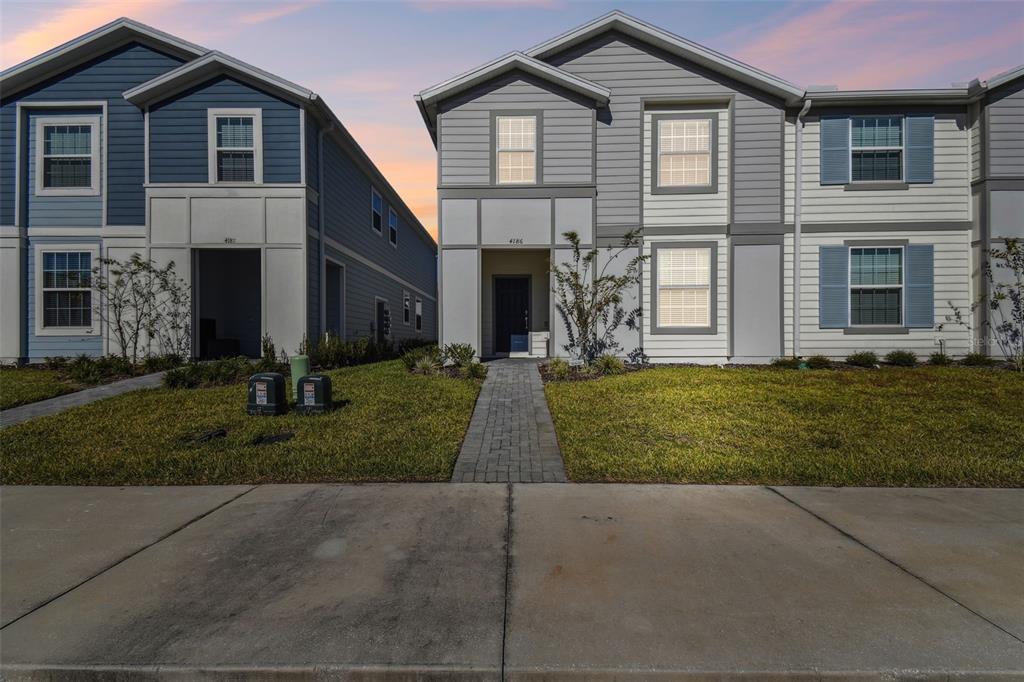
[0,19,437,364]
[417,11,1023,362]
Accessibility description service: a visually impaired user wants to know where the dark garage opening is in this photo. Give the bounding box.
[195,249,261,359]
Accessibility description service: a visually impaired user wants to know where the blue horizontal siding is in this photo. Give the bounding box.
[149,76,301,183]
[0,42,185,226]
[25,236,103,360]
[26,109,103,227]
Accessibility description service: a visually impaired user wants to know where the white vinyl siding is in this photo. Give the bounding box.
[496,115,537,184]
[783,230,972,358]
[784,114,970,224]
[644,108,729,226]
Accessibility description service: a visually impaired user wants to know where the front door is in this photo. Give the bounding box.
[494,276,530,354]
[375,300,390,344]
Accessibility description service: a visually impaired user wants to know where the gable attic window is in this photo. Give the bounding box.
[208,109,263,183]
[35,116,100,196]
[496,115,537,184]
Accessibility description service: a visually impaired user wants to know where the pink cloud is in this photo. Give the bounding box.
[409,0,562,13]
[238,0,321,25]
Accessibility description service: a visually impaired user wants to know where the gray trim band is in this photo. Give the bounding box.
[842,239,910,246]
[844,182,909,191]
[842,327,910,335]
[732,234,784,245]
[645,225,728,236]
[802,221,970,233]
[438,186,596,199]
[730,222,786,235]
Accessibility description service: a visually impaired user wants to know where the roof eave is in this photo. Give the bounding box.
[807,89,972,106]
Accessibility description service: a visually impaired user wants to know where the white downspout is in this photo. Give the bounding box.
[794,99,812,358]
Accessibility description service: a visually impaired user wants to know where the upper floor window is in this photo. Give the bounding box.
[496,115,536,184]
[654,114,716,193]
[389,207,398,246]
[208,109,262,183]
[35,116,100,196]
[371,188,383,233]
[851,116,903,182]
[654,245,714,332]
[850,246,903,326]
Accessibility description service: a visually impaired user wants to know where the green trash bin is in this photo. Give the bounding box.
[289,354,309,403]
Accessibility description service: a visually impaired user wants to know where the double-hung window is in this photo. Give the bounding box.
[371,188,383,233]
[654,245,714,332]
[851,116,903,182]
[35,116,100,196]
[850,247,903,326]
[208,109,262,183]
[496,115,536,184]
[655,115,714,192]
[415,298,423,332]
[37,247,96,334]
[389,207,398,246]
[403,291,411,325]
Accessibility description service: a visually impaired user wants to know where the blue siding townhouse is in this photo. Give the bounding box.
[0,18,437,363]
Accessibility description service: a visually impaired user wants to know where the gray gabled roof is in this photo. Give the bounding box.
[124,51,314,106]
[524,10,805,104]
[0,17,207,98]
[983,65,1024,92]
[415,51,610,141]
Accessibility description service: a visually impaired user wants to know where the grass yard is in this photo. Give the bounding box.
[0,361,481,485]
[545,366,1024,487]
[0,368,78,410]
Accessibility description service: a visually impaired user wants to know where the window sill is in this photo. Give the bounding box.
[842,327,910,335]
[843,182,909,191]
[651,185,717,195]
[35,327,99,337]
[651,326,717,335]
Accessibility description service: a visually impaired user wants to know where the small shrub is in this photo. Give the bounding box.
[162,356,253,390]
[66,355,104,384]
[397,337,433,355]
[846,351,879,368]
[44,356,68,371]
[443,343,476,368]
[404,345,442,373]
[771,356,802,369]
[885,350,917,367]
[962,352,995,367]
[928,352,952,366]
[592,354,625,375]
[413,355,442,375]
[141,354,183,374]
[163,363,204,389]
[547,358,572,381]
[462,361,488,380]
[806,355,832,370]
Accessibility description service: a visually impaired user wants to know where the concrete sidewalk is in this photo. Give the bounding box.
[1,484,1022,679]
[0,371,166,428]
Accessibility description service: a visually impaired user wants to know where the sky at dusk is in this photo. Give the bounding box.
[2,0,1022,239]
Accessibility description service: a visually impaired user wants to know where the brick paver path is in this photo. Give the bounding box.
[452,359,566,483]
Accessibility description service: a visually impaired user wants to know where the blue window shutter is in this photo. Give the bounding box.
[820,117,850,185]
[905,115,934,183]
[905,244,934,328]
[819,246,849,328]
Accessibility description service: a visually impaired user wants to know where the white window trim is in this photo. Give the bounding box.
[849,115,905,184]
[388,207,399,247]
[403,290,411,325]
[495,114,537,185]
[415,297,423,333]
[207,108,263,184]
[34,242,100,337]
[34,115,101,197]
[848,245,905,328]
[371,187,383,234]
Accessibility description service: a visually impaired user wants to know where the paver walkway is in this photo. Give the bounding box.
[0,372,166,429]
[452,358,566,483]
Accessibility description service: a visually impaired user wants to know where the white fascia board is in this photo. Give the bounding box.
[124,51,314,106]
[0,18,207,97]
[809,88,972,106]
[417,52,611,108]
[523,10,805,104]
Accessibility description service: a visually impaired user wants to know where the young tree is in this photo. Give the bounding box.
[550,229,648,364]
[92,254,192,364]
[941,237,1023,370]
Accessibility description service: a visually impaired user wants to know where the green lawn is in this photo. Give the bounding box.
[0,361,481,485]
[545,366,1024,487]
[0,368,78,410]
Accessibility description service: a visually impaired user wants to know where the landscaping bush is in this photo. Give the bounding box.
[443,343,476,368]
[928,352,952,366]
[141,354,184,374]
[163,356,253,390]
[885,350,918,367]
[397,337,434,355]
[302,333,396,370]
[806,355,832,370]
[771,356,802,369]
[403,344,442,373]
[962,352,995,367]
[462,361,488,380]
[592,354,625,376]
[547,358,572,381]
[846,351,879,368]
